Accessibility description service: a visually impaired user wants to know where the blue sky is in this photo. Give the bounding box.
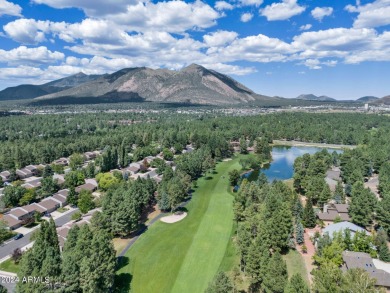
[0,0,389,100]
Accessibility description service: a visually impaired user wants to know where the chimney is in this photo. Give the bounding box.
[323,204,328,213]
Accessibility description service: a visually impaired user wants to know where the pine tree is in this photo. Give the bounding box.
[284,273,309,293]
[292,197,304,219]
[318,184,332,207]
[262,252,288,293]
[295,220,305,245]
[375,229,390,262]
[245,237,270,288]
[61,225,81,292]
[80,230,116,293]
[303,196,316,228]
[205,272,234,293]
[376,195,390,237]
[334,180,345,203]
[67,186,77,206]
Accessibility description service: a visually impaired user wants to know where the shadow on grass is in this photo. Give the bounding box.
[205,176,213,180]
[115,256,133,292]
[175,206,188,213]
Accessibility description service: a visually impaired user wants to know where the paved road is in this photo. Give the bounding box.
[0,209,79,259]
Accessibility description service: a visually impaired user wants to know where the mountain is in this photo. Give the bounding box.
[296,94,336,101]
[357,96,379,103]
[0,72,102,101]
[374,95,390,105]
[33,64,277,105]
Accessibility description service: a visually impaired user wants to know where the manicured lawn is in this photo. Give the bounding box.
[0,258,19,274]
[283,249,309,286]
[57,207,69,213]
[116,158,240,293]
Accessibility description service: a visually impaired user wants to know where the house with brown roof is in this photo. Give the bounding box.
[342,251,390,289]
[52,194,67,207]
[0,171,10,182]
[16,168,34,179]
[23,203,47,215]
[53,158,69,166]
[3,214,22,230]
[21,177,42,189]
[317,203,351,225]
[53,174,65,185]
[39,198,60,213]
[75,183,97,193]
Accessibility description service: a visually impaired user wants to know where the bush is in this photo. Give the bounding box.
[71,211,82,221]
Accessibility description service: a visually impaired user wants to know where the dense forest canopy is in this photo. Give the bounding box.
[1,112,389,171]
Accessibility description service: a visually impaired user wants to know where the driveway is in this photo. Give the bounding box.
[0,208,79,260]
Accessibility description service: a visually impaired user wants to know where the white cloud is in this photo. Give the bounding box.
[201,63,257,75]
[311,7,333,21]
[260,0,306,21]
[103,1,221,33]
[303,59,321,69]
[240,13,253,22]
[203,30,238,47]
[31,0,131,17]
[0,0,21,17]
[346,0,390,28]
[299,24,312,31]
[3,19,51,44]
[0,46,64,65]
[214,1,234,10]
[239,0,263,7]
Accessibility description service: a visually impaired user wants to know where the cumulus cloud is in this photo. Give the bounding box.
[0,0,21,17]
[239,0,263,7]
[303,59,321,69]
[346,0,390,28]
[203,30,238,47]
[299,24,312,31]
[311,7,333,21]
[260,0,306,21]
[0,46,64,65]
[31,0,132,17]
[241,13,253,22]
[214,1,234,10]
[3,19,51,44]
[0,0,22,17]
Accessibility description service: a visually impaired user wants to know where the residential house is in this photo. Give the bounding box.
[342,251,390,289]
[0,171,10,182]
[23,203,47,215]
[52,193,67,207]
[53,174,65,185]
[39,197,61,214]
[84,152,97,161]
[325,167,341,192]
[75,183,97,193]
[16,168,34,179]
[21,177,42,189]
[322,221,369,239]
[317,203,351,225]
[140,169,158,179]
[2,214,22,230]
[53,158,69,166]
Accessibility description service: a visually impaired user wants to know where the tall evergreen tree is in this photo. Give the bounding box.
[262,252,288,293]
[61,225,81,292]
[303,196,316,228]
[295,220,305,245]
[284,273,309,293]
[205,272,234,293]
[80,230,116,293]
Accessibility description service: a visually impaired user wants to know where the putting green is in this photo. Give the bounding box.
[116,158,239,293]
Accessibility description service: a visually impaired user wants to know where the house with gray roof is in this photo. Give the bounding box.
[322,221,369,239]
[0,171,10,182]
[342,251,390,289]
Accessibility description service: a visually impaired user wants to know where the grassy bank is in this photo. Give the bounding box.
[115,158,240,293]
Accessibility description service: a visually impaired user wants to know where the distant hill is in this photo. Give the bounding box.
[0,73,102,101]
[32,64,278,106]
[374,95,390,105]
[296,94,336,102]
[357,96,379,103]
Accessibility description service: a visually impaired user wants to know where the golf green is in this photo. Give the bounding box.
[116,158,239,293]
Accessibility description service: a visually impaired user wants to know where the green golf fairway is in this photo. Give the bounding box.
[116,158,239,293]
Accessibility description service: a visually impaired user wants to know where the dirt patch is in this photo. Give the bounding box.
[160,212,188,223]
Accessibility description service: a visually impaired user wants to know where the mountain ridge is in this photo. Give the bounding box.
[33,64,277,105]
[296,94,336,101]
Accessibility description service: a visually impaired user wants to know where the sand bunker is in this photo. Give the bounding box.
[160,212,187,223]
[222,158,232,161]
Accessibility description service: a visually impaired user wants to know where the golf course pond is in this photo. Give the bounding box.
[244,145,344,182]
